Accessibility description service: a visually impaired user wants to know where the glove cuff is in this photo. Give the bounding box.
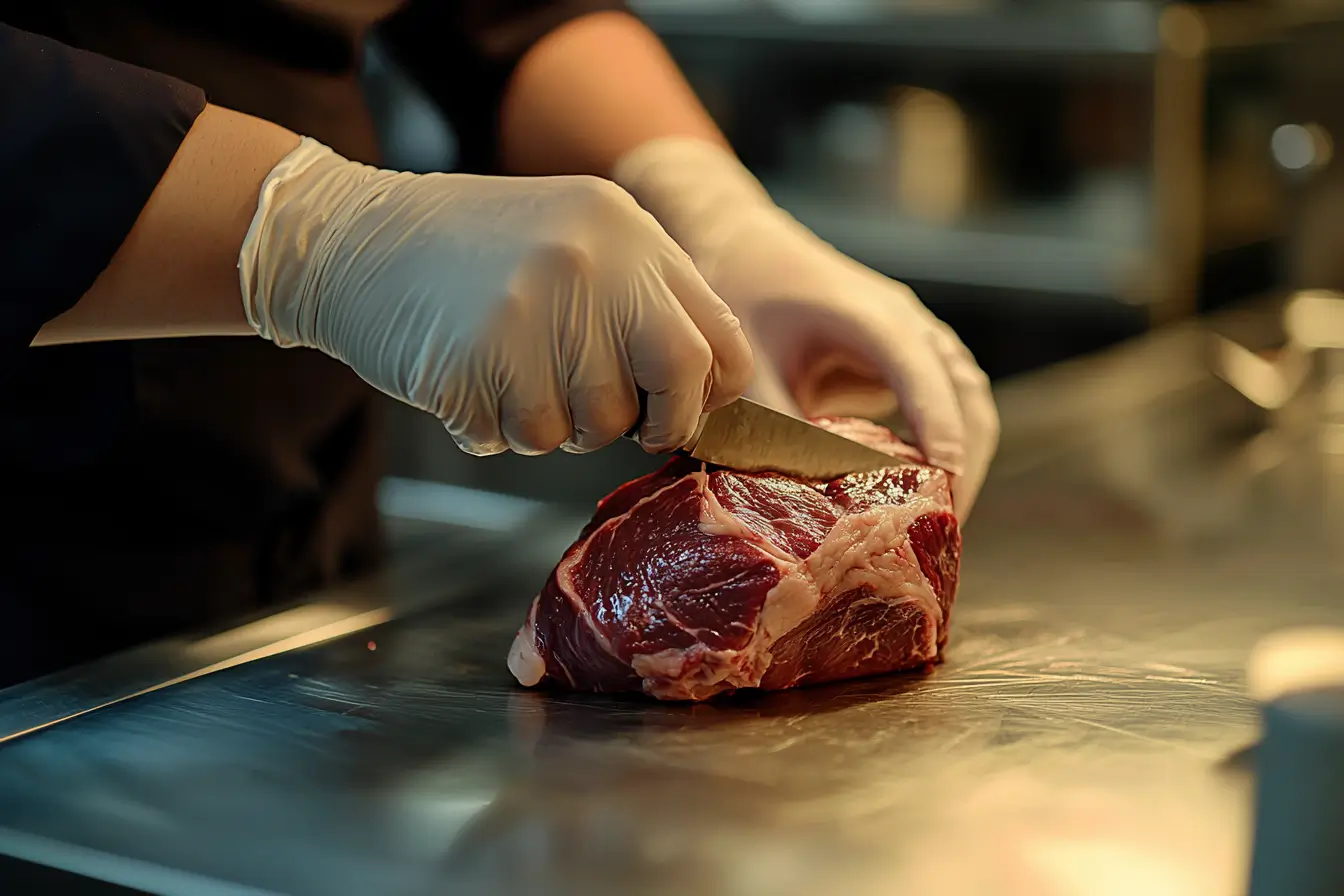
[611,137,779,273]
[237,137,379,350]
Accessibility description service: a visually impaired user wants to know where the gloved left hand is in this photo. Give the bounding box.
[612,138,1000,517]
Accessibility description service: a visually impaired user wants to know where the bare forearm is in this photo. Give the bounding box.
[33,104,301,346]
[499,10,729,177]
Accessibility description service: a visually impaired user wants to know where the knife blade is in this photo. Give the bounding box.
[626,395,896,480]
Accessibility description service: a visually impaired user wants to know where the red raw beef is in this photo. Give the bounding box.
[507,417,961,701]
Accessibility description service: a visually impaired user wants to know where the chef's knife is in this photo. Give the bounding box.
[626,395,895,480]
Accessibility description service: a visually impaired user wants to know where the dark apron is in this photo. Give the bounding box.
[3,1,404,683]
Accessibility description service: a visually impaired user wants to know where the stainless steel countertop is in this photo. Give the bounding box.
[1,301,1340,896]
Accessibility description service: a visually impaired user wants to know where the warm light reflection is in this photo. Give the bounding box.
[1026,838,1202,896]
[377,477,545,531]
[1247,627,1344,704]
[187,602,367,659]
[2,604,392,746]
[1272,123,1333,173]
[1285,290,1344,350]
[889,86,972,223]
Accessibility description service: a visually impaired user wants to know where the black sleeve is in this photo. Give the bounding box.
[377,0,630,174]
[0,22,206,367]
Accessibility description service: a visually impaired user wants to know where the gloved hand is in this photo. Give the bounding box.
[612,137,999,516]
[238,138,753,456]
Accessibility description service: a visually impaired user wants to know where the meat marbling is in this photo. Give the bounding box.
[507,417,961,701]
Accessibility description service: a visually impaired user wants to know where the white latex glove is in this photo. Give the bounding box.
[238,138,753,456]
[612,137,999,516]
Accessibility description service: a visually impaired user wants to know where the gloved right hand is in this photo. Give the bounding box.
[237,138,753,456]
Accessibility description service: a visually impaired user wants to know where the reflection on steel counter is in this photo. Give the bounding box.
[0,297,1340,895]
[0,577,1267,896]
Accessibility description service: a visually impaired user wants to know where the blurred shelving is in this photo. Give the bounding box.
[633,0,1165,60]
[632,0,1344,332]
[370,1,1344,499]
[632,0,1333,60]
[766,184,1147,300]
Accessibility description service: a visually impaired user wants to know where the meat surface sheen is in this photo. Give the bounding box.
[507,417,961,701]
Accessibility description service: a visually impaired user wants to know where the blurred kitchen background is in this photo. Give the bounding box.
[363,0,1344,508]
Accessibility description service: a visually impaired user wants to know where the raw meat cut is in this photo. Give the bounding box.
[507,417,961,701]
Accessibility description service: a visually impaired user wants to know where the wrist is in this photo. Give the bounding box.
[611,137,780,276]
[238,138,382,352]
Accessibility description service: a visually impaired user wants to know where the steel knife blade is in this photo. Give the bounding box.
[625,395,897,479]
[680,397,896,479]
[620,395,893,480]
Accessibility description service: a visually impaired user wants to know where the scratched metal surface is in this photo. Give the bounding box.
[0,317,1342,895]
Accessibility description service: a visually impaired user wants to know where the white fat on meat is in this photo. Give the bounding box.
[508,474,698,690]
[630,489,945,701]
[507,600,545,687]
[506,419,954,700]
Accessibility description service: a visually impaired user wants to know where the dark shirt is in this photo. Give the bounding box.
[0,0,626,686]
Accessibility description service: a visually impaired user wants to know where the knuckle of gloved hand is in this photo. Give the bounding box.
[642,414,695,454]
[521,235,598,290]
[504,404,572,456]
[564,424,621,454]
[983,406,1002,444]
[564,175,641,228]
[513,181,639,290]
[665,329,715,385]
[441,408,509,457]
[569,383,639,447]
[963,361,992,389]
[446,427,508,457]
[713,342,754,402]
